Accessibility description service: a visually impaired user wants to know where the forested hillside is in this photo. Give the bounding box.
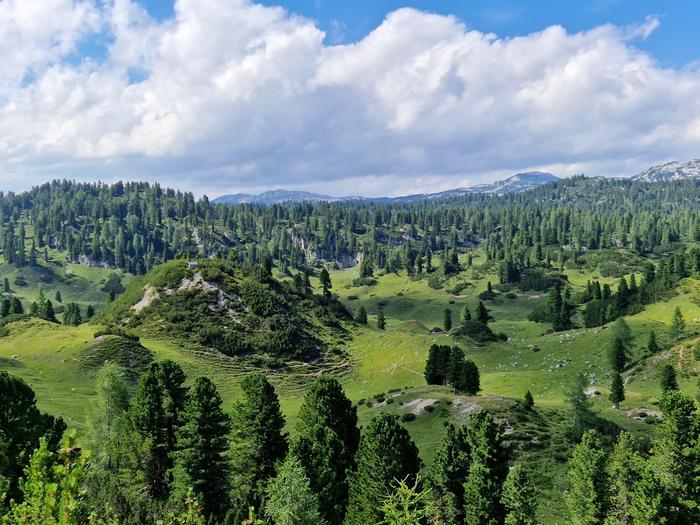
[0,177,699,525]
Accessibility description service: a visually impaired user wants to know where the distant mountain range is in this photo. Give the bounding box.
[631,159,700,182]
[212,171,559,205]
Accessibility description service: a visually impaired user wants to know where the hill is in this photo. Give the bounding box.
[100,258,350,363]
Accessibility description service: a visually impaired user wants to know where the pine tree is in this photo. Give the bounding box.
[355,306,367,325]
[293,375,359,525]
[171,377,231,521]
[54,290,62,303]
[565,430,608,525]
[646,330,660,355]
[429,423,470,524]
[443,308,452,331]
[3,277,10,293]
[522,390,534,411]
[377,308,386,330]
[11,297,23,315]
[463,411,509,525]
[345,414,421,525]
[658,365,679,396]
[1,299,10,317]
[609,372,625,408]
[42,299,57,323]
[230,373,288,519]
[86,304,95,319]
[671,306,685,341]
[501,464,537,525]
[264,455,324,525]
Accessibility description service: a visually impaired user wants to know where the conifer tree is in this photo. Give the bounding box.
[646,330,660,355]
[671,306,685,341]
[86,304,95,319]
[1,299,10,317]
[230,373,288,519]
[264,455,324,525]
[319,269,332,297]
[477,301,489,324]
[429,423,470,524]
[345,414,420,525]
[461,360,481,395]
[11,297,23,315]
[659,364,679,393]
[463,411,509,525]
[566,374,597,440]
[462,305,472,324]
[606,432,644,525]
[609,372,625,408]
[381,476,435,525]
[355,306,367,325]
[501,464,537,525]
[448,346,465,391]
[565,430,608,525]
[171,377,231,521]
[377,308,386,330]
[654,391,700,522]
[86,363,130,469]
[522,391,534,411]
[443,308,452,332]
[609,337,627,373]
[293,375,359,525]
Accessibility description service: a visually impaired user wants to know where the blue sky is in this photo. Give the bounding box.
[141,0,700,67]
[2,0,700,197]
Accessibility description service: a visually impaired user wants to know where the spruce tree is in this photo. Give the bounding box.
[86,304,95,319]
[501,464,537,525]
[448,346,465,391]
[345,414,420,525]
[429,423,471,524]
[565,430,608,525]
[609,372,625,408]
[355,306,367,325]
[11,297,23,315]
[230,373,288,519]
[566,374,597,440]
[522,390,534,411]
[293,375,359,525]
[171,377,231,521]
[659,364,678,393]
[463,411,509,525]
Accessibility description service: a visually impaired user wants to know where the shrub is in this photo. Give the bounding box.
[352,277,377,287]
[401,413,416,422]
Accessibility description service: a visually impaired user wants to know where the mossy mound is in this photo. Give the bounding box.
[80,335,153,381]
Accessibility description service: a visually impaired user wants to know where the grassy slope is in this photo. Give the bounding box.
[1,254,699,523]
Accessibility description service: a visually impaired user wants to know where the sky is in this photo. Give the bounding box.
[2,0,700,198]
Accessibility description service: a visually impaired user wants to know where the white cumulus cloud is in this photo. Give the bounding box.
[0,0,699,197]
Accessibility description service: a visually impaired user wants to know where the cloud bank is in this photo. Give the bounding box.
[1,0,700,197]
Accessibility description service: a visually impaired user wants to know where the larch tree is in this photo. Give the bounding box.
[565,430,608,525]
